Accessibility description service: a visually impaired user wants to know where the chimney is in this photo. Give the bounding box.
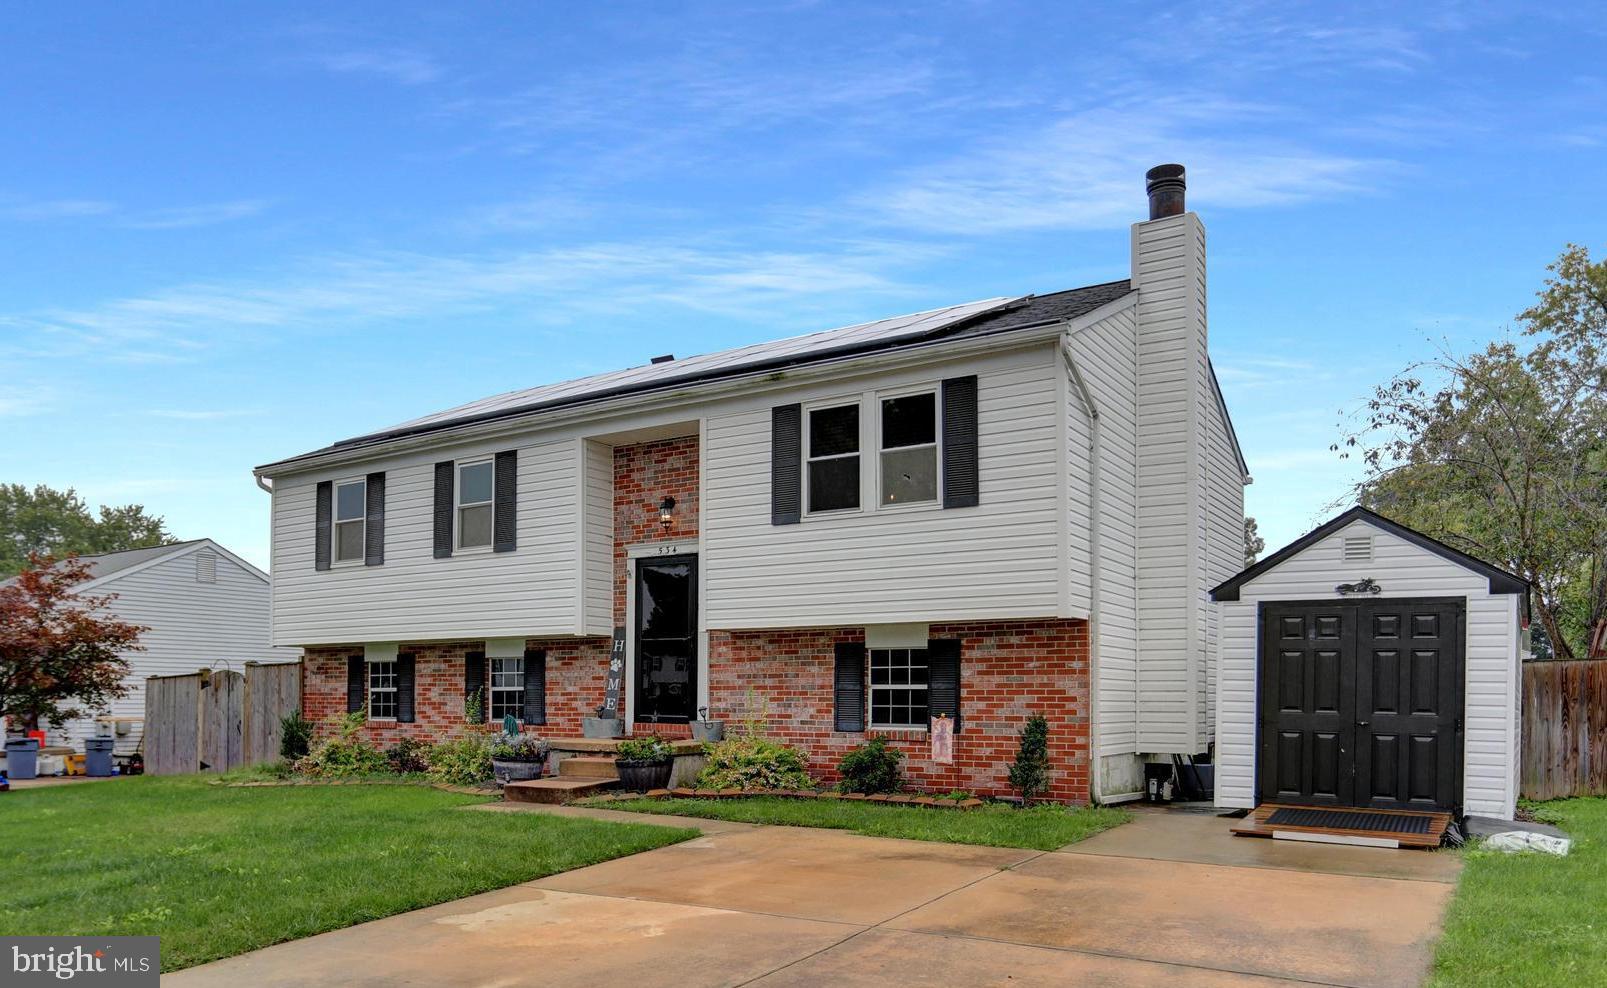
[1145,163,1186,220]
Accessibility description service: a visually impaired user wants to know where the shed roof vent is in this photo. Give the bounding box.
[195,550,217,583]
[1343,535,1373,564]
[649,354,675,364]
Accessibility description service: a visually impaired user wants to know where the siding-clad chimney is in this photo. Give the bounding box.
[1131,163,1210,754]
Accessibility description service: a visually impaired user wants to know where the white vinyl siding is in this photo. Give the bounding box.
[701,345,1063,628]
[271,437,580,645]
[1214,518,1523,820]
[1068,307,1142,774]
[580,438,615,637]
[1132,211,1211,753]
[1203,373,1245,747]
[46,543,292,755]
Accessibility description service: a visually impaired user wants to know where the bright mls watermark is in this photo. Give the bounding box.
[5,937,158,986]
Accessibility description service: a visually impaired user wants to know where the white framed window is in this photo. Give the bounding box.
[806,403,860,513]
[368,660,398,720]
[334,479,367,563]
[869,647,928,729]
[879,391,938,505]
[456,459,495,549]
[490,656,525,722]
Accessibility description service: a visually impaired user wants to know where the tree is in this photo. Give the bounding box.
[0,554,146,731]
[0,484,173,577]
[1244,516,1265,566]
[1007,713,1050,805]
[1337,245,1607,660]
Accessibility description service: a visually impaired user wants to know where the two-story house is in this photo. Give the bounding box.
[254,164,1248,803]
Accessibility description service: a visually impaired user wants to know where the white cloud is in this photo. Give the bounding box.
[1,199,117,221]
[122,200,270,230]
[858,100,1383,235]
[313,48,442,85]
[0,238,937,365]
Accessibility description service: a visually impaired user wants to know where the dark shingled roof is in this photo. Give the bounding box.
[259,278,1134,471]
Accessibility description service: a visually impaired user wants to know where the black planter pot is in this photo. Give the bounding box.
[615,757,673,792]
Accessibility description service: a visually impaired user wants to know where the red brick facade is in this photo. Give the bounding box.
[298,433,1093,802]
[613,435,700,626]
[706,620,1090,802]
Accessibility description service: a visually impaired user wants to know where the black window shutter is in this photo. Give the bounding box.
[433,461,454,558]
[493,450,518,553]
[364,472,386,566]
[941,375,980,508]
[523,649,546,725]
[927,638,962,732]
[464,651,486,722]
[315,481,333,571]
[396,652,416,723]
[771,404,802,525]
[833,641,866,732]
[346,655,365,713]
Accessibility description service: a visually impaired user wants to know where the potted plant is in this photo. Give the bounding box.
[488,732,550,785]
[583,704,624,739]
[614,734,674,791]
[690,706,725,742]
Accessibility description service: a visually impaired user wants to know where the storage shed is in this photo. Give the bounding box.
[1211,507,1529,822]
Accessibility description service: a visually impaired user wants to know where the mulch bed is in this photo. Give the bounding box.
[591,787,986,809]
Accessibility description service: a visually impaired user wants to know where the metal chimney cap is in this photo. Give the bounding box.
[1145,163,1186,219]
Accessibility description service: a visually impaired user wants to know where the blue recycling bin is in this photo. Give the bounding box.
[84,737,115,778]
[4,737,39,780]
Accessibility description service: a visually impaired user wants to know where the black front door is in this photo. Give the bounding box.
[634,554,697,723]
[1258,598,1463,811]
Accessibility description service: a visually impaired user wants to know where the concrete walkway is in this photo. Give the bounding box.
[168,805,1460,988]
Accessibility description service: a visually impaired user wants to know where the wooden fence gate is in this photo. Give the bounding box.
[1521,659,1607,801]
[144,662,301,775]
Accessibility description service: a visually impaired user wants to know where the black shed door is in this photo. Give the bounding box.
[1258,598,1463,811]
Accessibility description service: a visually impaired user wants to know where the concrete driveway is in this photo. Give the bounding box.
[168,805,1460,988]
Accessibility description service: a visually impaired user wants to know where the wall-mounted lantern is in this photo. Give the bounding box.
[659,496,677,530]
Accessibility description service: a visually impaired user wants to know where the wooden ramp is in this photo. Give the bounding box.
[1231,804,1453,849]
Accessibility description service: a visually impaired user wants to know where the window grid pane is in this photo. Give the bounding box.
[869,648,929,728]
[880,393,935,449]
[335,481,366,521]
[458,461,494,505]
[459,503,493,548]
[368,661,397,720]
[335,519,365,561]
[809,405,859,457]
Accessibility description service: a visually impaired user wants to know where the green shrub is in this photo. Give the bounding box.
[1008,714,1050,804]
[384,737,432,774]
[836,737,904,794]
[615,735,673,762]
[279,709,313,761]
[427,736,492,786]
[697,734,812,790]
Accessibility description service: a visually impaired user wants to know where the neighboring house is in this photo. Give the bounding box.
[1212,507,1529,821]
[253,164,1250,804]
[19,540,294,755]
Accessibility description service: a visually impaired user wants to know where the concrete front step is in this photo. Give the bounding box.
[504,778,620,805]
[560,756,620,780]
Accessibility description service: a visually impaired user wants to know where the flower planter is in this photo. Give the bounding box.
[491,756,544,785]
[582,717,624,739]
[689,721,725,742]
[615,757,673,792]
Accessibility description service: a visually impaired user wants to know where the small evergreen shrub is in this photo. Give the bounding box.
[384,737,432,774]
[427,736,493,786]
[836,737,903,794]
[696,735,812,790]
[279,709,313,761]
[294,713,388,778]
[615,735,673,762]
[1008,714,1051,804]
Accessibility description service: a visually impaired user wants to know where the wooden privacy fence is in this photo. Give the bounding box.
[144,661,301,775]
[1521,659,1607,801]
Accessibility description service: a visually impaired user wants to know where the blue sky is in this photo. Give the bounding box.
[2,2,1604,569]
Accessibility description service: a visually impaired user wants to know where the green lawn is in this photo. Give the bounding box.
[0,776,695,971]
[1432,798,1607,987]
[590,795,1128,850]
